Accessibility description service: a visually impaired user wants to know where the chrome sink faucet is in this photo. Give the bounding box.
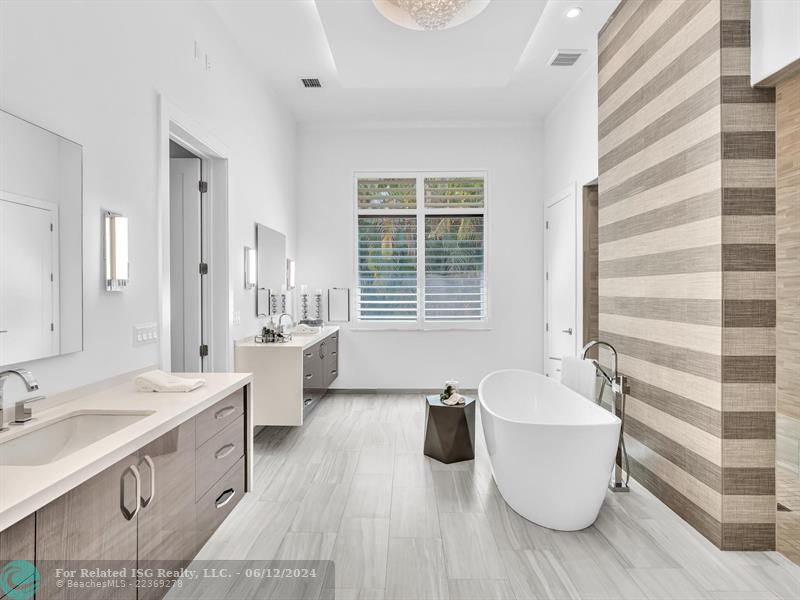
[0,368,45,431]
[276,313,295,338]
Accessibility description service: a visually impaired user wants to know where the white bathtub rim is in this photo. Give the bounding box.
[478,368,620,428]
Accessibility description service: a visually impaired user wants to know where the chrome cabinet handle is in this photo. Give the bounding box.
[120,464,142,521]
[214,443,236,460]
[319,342,325,359]
[331,351,337,356]
[331,369,337,375]
[561,328,573,335]
[0,330,7,334]
[215,488,236,508]
[304,398,313,406]
[214,406,236,420]
[304,351,313,358]
[305,374,313,380]
[138,455,155,508]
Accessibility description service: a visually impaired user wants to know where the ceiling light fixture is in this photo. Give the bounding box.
[566,7,582,19]
[397,0,468,30]
[373,0,491,32]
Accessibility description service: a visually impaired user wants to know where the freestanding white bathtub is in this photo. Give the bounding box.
[478,369,621,531]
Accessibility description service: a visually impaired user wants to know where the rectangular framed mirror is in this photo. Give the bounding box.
[255,223,286,317]
[0,110,83,366]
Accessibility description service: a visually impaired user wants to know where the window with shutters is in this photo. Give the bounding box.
[355,173,487,326]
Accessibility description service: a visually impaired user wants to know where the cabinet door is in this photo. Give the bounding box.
[324,333,339,387]
[136,420,197,600]
[36,453,140,599]
[0,514,35,600]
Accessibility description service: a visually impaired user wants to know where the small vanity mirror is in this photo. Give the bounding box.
[255,223,287,316]
[0,110,83,366]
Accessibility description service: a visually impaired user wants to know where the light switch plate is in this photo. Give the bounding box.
[133,322,159,346]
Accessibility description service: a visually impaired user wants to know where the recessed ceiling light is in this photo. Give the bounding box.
[566,7,582,18]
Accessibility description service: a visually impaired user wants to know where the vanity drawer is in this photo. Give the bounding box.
[196,388,244,448]
[196,414,245,501]
[195,457,245,549]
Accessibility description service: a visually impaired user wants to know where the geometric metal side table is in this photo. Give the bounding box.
[423,395,476,464]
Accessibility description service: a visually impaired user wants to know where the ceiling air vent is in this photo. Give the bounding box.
[300,77,323,89]
[549,50,585,67]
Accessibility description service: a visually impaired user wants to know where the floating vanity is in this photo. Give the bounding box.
[0,372,252,600]
[234,326,339,426]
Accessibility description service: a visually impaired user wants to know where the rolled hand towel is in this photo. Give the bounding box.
[134,369,206,393]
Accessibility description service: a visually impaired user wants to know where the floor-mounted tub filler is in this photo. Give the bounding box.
[478,369,621,531]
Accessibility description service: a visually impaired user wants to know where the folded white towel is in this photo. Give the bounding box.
[134,370,206,393]
[561,357,599,402]
[442,392,465,406]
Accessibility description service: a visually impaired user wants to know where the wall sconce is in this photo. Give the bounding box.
[104,211,129,291]
[286,258,296,290]
[244,246,256,289]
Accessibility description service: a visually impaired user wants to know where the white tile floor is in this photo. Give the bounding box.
[193,393,800,600]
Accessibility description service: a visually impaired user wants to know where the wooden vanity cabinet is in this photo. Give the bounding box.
[136,420,198,600]
[36,450,140,599]
[0,514,35,600]
[323,332,339,387]
[22,387,248,600]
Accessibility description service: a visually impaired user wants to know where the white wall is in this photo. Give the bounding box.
[543,66,599,199]
[0,0,296,394]
[296,124,543,389]
[751,0,800,84]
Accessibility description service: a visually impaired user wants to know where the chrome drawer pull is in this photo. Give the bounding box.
[138,455,156,508]
[304,398,313,406]
[215,488,236,508]
[332,351,337,356]
[331,369,337,375]
[214,406,236,420]
[120,464,142,521]
[304,351,313,358]
[214,443,236,460]
[305,374,313,380]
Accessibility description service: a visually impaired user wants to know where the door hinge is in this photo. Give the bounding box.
[199,263,209,275]
[199,180,208,194]
[199,344,209,358]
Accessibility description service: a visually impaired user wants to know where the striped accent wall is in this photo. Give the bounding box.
[598,0,776,551]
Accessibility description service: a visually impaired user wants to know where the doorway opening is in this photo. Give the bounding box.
[169,140,208,372]
[581,181,599,360]
[544,188,577,378]
[159,99,231,374]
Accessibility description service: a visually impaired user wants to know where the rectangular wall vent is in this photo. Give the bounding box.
[300,77,323,88]
[549,50,585,67]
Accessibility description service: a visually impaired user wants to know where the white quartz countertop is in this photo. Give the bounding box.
[236,325,339,351]
[0,372,252,532]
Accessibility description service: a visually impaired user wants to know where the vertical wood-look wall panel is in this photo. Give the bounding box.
[598,0,776,551]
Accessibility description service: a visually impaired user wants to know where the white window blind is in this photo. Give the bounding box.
[356,174,487,324]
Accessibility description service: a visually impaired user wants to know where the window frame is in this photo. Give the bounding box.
[352,170,490,331]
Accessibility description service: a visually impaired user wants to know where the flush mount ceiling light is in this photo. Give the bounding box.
[373,0,492,31]
[566,7,583,18]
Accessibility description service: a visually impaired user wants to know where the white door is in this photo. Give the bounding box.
[169,158,203,372]
[545,193,577,379]
[0,197,57,365]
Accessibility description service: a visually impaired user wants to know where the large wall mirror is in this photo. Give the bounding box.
[255,223,286,317]
[0,110,83,366]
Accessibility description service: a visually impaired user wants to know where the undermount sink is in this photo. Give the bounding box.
[0,411,154,466]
